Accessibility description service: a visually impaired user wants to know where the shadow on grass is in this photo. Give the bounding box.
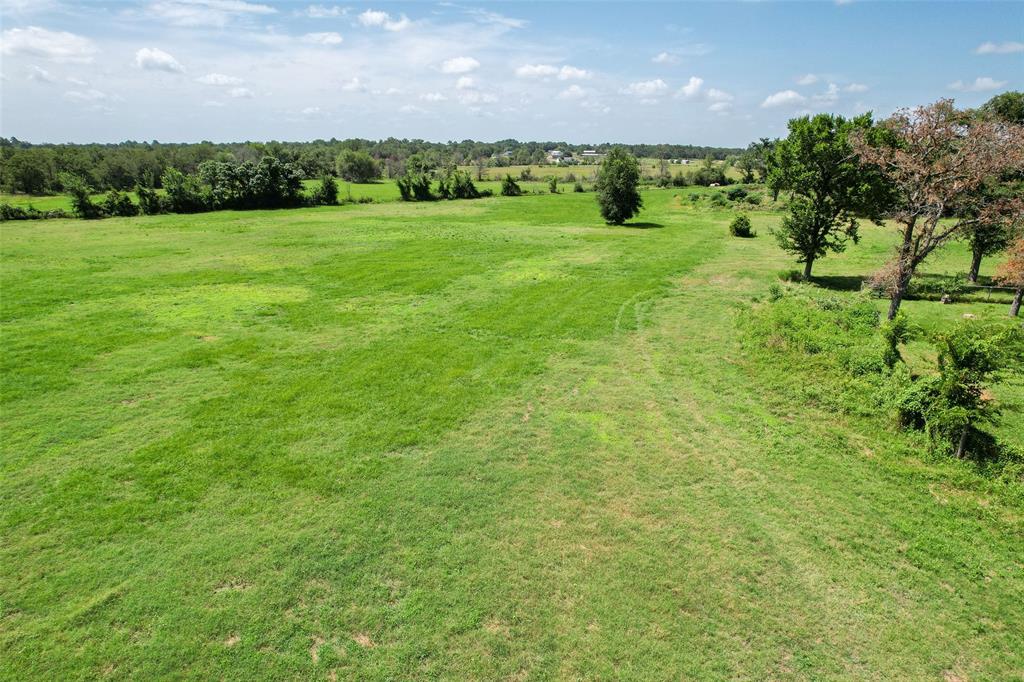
[808,275,865,292]
[623,222,664,229]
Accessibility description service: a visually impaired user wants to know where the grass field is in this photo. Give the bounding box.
[2,189,1022,679]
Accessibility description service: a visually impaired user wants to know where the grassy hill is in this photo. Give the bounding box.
[1,189,1021,679]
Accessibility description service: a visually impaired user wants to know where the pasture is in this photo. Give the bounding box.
[1,189,1022,679]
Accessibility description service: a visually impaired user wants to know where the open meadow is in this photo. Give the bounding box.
[2,188,1022,679]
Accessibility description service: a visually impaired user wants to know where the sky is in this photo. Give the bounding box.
[1,0,1022,146]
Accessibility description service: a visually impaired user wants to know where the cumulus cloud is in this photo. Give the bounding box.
[706,88,733,103]
[762,89,806,108]
[515,63,558,78]
[228,86,254,98]
[652,51,678,64]
[340,77,365,92]
[948,76,1007,92]
[677,76,703,98]
[845,82,868,93]
[455,76,474,90]
[557,84,587,100]
[457,90,496,105]
[301,106,320,114]
[302,31,342,45]
[812,82,840,104]
[557,65,590,80]
[147,0,276,28]
[420,92,447,102]
[27,64,55,83]
[796,73,818,86]
[622,78,668,97]
[441,56,479,74]
[302,4,346,18]
[196,72,243,85]
[400,104,427,114]
[134,47,184,72]
[708,101,732,113]
[0,26,98,63]
[357,9,410,31]
[975,41,1024,55]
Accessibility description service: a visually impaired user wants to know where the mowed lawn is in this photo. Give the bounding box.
[1,190,1022,680]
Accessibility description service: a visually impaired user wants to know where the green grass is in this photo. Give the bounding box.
[2,189,1022,680]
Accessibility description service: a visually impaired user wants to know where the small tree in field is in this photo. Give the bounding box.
[595,147,642,225]
[852,99,1024,320]
[767,113,891,279]
[501,174,522,196]
[994,235,1024,316]
[336,150,380,183]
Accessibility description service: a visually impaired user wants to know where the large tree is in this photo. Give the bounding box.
[994,235,1024,317]
[852,99,1024,319]
[767,113,891,279]
[594,147,642,225]
[335,150,380,183]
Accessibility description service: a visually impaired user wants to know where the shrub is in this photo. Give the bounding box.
[727,187,748,201]
[309,174,339,205]
[60,173,104,219]
[160,168,208,214]
[336,150,380,183]
[136,185,164,215]
[0,203,70,220]
[520,167,534,181]
[729,214,755,238]
[102,189,138,217]
[501,174,522,197]
[671,173,689,188]
[574,180,584,193]
[396,172,436,201]
[437,169,481,200]
[548,176,558,193]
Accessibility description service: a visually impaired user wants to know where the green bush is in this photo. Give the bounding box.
[501,174,522,197]
[727,187,748,201]
[0,203,70,220]
[573,180,584,193]
[729,214,755,238]
[102,189,138,217]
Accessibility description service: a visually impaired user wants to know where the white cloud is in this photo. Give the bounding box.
[677,76,703,98]
[708,101,732,113]
[228,86,254,98]
[622,78,668,97]
[301,106,320,114]
[400,104,427,114]
[845,83,868,93]
[515,63,558,78]
[652,51,678,64]
[302,31,343,45]
[27,65,55,83]
[420,92,447,102]
[706,88,733,102]
[762,89,806,108]
[457,90,497,105]
[441,56,480,74]
[203,100,225,107]
[796,73,818,86]
[455,76,475,90]
[64,88,109,103]
[948,76,1007,92]
[812,82,840,104]
[340,76,364,92]
[67,76,88,86]
[557,65,590,80]
[0,26,98,63]
[147,0,276,28]
[975,41,1024,55]
[302,4,346,18]
[196,72,243,85]
[557,84,587,100]
[134,47,184,73]
[356,9,410,31]
[464,8,527,29]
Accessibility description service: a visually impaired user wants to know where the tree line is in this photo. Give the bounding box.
[0,137,742,196]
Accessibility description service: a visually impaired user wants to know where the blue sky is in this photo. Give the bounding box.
[1,0,1021,145]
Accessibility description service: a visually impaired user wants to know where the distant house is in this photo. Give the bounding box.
[492,150,514,160]
[546,149,573,164]
[580,150,603,161]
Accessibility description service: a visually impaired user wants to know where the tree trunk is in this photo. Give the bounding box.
[802,257,814,280]
[955,426,969,459]
[1011,288,1023,317]
[967,250,983,283]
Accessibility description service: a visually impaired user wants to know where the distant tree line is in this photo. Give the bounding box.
[0,137,743,196]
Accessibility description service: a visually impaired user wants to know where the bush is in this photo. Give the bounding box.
[777,268,803,283]
[102,189,138,217]
[308,175,339,205]
[548,176,558,193]
[60,173,104,219]
[160,168,209,214]
[336,150,380,183]
[501,174,522,197]
[574,181,584,193]
[396,172,436,201]
[671,173,689,188]
[520,167,534,181]
[729,214,755,238]
[136,185,164,215]
[727,187,748,201]
[437,169,481,200]
[594,147,642,225]
[0,203,70,220]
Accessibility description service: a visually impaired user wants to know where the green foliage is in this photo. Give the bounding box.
[547,176,558,194]
[726,187,748,202]
[308,174,339,206]
[729,214,755,238]
[981,90,1024,124]
[160,168,207,214]
[573,180,584,193]
[135,184,164,215]
[688,155,728,186]
[102,189,138,217]
[335,150,381,183]
[767,113,891,277]
[0,202,70,220]
[396,172,436,201]
[594,148,642,225]
[59,173,104,219]
[437,168,483,200]
[501,174,522,197]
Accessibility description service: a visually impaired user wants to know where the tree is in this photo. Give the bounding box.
[59,173,104,219]
[335,150,380,183]
[964,213,1014,282]
[767,113,891,279]
[500,174,522,197]
[994,235,1024,316]
[851,99,1024,319]
[981,90,1024,125]
[594,147,642,225]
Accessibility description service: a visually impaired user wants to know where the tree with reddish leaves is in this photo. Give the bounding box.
[994,236,1024,317]
[851,99,1024,320]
